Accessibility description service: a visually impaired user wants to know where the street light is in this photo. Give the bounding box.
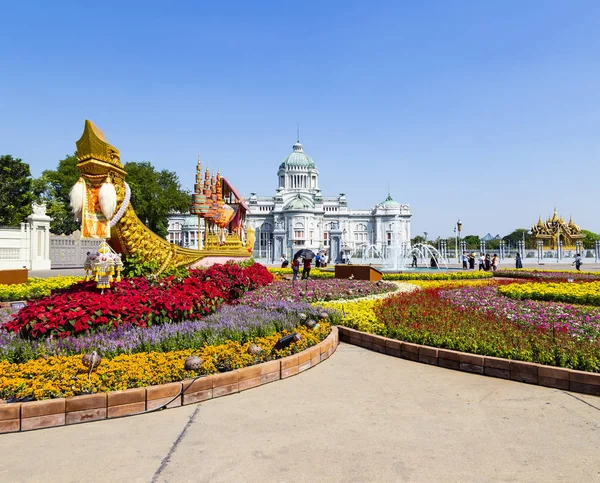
[456,219,462,263]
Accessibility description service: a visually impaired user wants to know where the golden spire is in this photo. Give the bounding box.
[75,120,122,169]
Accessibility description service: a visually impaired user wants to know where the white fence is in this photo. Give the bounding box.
[50,231,101,268]
[0,226,30,270]
[0,203,53,271]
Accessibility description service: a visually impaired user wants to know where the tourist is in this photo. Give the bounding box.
[484,254,491,271]
[573,253,583,271]
[468,252,476,270]
[515,252,523,269]
[321,253,328,267]
[478,253,485,271]
[291,256,300,282]
[491,254,499,271]
[411,253,418,268]
[315,253,321,268]
[462,251,468,269]
[280,254,289,268]
[430,256,437,268]
[302,256,312,279]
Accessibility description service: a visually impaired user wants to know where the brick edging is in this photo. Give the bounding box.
[0,327,339,434]
[338,326,600,397]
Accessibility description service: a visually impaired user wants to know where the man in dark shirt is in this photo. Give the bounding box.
[302,257,312,279]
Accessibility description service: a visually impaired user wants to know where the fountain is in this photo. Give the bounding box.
[360,244,384,264]
[384,242,449,271]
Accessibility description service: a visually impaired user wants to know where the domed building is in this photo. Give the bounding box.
[246,140,412,263]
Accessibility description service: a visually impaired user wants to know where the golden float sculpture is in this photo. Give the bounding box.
[530,207,584,250]
[71,120,252,273]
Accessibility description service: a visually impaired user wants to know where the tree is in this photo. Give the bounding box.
[486,238,500,250]
[34,154,80,234]
[503,228,532,249]
[0,155,34,226]
[462,234,480,250]
[581,230,600,249]
[411,235,425,245]
[124,162,191,238]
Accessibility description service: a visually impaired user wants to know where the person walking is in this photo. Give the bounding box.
[573,253,583,271]
[515,252,523,269]
[291,256,300,282]
[315,253,321,268]
[484,254,491,271]
[491,254,499,271]
[411,253,418,268]
[462,251,468,269]
[301,256,312,279]
[478,253,485,271]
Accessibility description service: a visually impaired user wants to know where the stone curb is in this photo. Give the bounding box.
[338,326,600,397]
[0,327,339,434]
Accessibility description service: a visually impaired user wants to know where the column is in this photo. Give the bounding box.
[330,226,343,263]
[27,205,52,270]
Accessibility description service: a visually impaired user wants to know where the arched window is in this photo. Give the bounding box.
[293,222,304,241]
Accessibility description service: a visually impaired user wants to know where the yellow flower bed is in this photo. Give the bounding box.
[0,324,330,400]
[268,268,333,279]
[497,268,597,276]
[409,279,499,289]
[498,282,600,305]
[381,271,493,281]
[0,276,84,302]
[315,298,386,335]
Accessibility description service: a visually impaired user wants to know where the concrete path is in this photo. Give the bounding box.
[1,344,598,483]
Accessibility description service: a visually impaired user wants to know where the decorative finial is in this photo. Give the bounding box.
[297,122,300,142]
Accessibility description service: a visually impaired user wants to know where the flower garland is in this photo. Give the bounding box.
[109,181,131,228]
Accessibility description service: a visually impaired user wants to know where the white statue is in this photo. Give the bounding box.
[31,202,47,216]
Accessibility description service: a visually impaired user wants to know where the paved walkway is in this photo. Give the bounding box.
[1,344,598,483]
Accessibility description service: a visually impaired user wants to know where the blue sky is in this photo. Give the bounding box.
[1,0,599,239]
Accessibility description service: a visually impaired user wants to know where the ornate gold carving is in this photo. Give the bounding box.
[531,208,584,250]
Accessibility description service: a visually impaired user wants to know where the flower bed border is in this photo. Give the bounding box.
[0,327,339,434]
[338,326,600,397]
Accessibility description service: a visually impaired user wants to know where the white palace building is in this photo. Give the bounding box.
[167,140,412,263]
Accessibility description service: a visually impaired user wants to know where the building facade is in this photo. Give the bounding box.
[246,140,411,263]
[166,214,204,250]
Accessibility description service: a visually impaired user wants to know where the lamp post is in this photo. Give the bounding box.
[456,219,462,264]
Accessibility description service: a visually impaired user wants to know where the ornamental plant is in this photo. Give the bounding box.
[495,268,600,282]
[442,286,600,340]
[0,276,83,302]
[381,271,493,281]
[313,283,416,334]
[498,281,600,306]
[376,287,600,371]
[268,268,334,279]
[3,263,273,339]
[239,279,396,305]
[0,323,330,401]
[0,302,332,363]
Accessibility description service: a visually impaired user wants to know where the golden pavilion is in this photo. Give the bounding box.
[531,208,584,250]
